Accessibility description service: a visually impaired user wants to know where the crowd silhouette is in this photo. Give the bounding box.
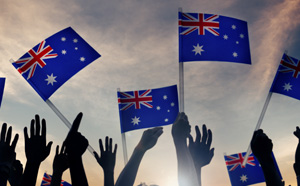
[1,111,299,186]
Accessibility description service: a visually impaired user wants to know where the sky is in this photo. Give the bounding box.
[1,0,300,185]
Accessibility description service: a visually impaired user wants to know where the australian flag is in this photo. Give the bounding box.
[118,85,179,133]
[12,27,101,101]
[179,12,251,64]
[224,152,281,186]
[41,172,71,186]
[0,78,5,108]
[270,53,300,100]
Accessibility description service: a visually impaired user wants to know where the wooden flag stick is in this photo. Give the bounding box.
[46,99,96,155]
[117,88,129,165]
[242,92,273,166]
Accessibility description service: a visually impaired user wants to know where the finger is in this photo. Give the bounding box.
[105,136,109,151]
[46,141,53,156]
[70,112,83,134]
[93,151,100,161]
[174,112,181,123]
[1,123,7,142]
[24,127,29,142]
[11,134,19,151]
[6,126,12,144]
[183,113,188,121]
[195,125,201,143]
[35,115,40,136]
[113,144,118,155]
[207,129,213,148]
[202,124,208,143]
[41,119,46,137]
[56,145,59,156]
[210,148,215,159]
[30,119,35,138]
[153,128,163,138]
[188,135,194,146]
[61,142,66,154]
[99,139,104,154]
[152,127,163,133]
[109,138,112,152]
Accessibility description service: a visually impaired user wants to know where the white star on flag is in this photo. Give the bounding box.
[45,73,57,86]
[283,82,292,91]
[233,52,238,58]
[131,116,141,125]
[232,25,236,29]
[80,57,85,62]
[61,50,67,55]
[73,38,78,43]
[223,35,229,40]
[240,174,248,182]
[192,44,204,55]
[156,106,161,110]
[163,95,168,100]
[240,34,244,38]
[61,37,66,41]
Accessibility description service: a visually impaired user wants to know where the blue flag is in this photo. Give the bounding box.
[270,53,300,100]
[41,172,71,186]
[0,78,5,108]
[118,85,179,133]
[179,12,251,64]
[12,27,101,101]
[224,152,281,186]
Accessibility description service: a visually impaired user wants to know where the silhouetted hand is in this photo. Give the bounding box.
[24,115,53,163]
[172,112,191,143]
[53,145,68,174]
[0,123,19,180]
[189,125,214,169]
[63,112,89,186]
[136,127,163,152]
[294,126,300,176]
[251,129,272,160]
[94,136,117,173]
[8,160,23,186]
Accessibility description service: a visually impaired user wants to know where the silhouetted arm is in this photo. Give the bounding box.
[115,127,163,186]
[251,129,283,186]
[20,115,53,186]
[293,126,300,186]
[8,160,23,186]
[172,112,199,186]
[94,136,117,186]
[64,113,89,186]
[188,125,214,186]
[50,145,68,186]
[0,123,19,186]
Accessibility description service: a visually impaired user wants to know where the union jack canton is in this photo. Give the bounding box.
[118,85,179,133]
[179,12,251,64]
[270,53,300,100]
[12,27,101,101]
[41,172,71,186]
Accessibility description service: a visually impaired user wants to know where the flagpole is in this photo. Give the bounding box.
[178,7,184,112]
[118,88,129,165]
[45,99,96,155]
[242,91,273,166]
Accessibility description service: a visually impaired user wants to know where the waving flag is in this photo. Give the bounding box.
[270,53,300,100]
[41,172,71,186]
[118,85,179,133]
[224,152,281,186]
[12,27,101,101]
[0,78,5,108]
[179,12,251,64]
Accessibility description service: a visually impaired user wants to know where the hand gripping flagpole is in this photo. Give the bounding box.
[179,7,184,113]
[45,99,96,155]
[117,88,129,165]
[242,92,273,166]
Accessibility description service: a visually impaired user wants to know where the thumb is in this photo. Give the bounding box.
[46,141,53,156]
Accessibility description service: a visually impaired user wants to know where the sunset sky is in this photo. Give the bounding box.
[1,0,300,185]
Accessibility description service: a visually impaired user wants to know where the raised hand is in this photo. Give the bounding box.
[21,115,52,186]
[172,112,191,143]
[0,123,19,183]
[189,125,214,168]
[94,137,117,173]
[50,145,68,186]
[136,127,163,152]
[24,115,53,163]
[94,137,117,186]
[8,160,23,186]
[293,126,300,176]
[63,112,89,186]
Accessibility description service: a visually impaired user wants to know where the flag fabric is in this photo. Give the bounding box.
[118,85,179,133]
[224,152,281,186]
[41,172,71,186]
[0,78,5,108]
[12,27,101,101]
[179,12,251,64]
[270,53,300,100]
